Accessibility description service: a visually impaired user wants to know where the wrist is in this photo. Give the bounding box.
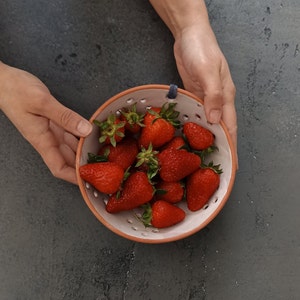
[0,61,6,110]
[0,62,14,111]
[149,0,211,39]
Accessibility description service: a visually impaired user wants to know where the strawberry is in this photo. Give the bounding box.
[120,103,145,134]
[183,122,214,150]
[160,136,186,151]
[94,114,125,147]
[98,137,139,170]
[79,162,124,194]
[138,102,181,149]
[158,148,201,182]
[155,180,184,203]
[141,200,185,228]
[186,164,222,211]
[106,171,154,213]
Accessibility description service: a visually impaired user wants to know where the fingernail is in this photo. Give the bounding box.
[209,109,222,123]
[77,120,92,136]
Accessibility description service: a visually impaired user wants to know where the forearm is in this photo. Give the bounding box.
[149,0,211,38]
[0,61,7,110]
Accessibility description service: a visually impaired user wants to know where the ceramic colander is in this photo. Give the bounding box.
[76,84,237,243]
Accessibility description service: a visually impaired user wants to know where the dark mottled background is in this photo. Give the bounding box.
[1,0,300,299]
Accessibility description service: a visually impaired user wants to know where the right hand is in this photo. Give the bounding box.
[0,62,92,184]
[173,24,238,161]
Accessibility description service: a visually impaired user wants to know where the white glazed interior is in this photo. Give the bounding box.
[77,86,235,243]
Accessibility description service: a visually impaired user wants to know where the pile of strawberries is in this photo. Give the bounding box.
[79,102,222,229]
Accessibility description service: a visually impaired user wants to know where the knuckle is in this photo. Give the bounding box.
[208,89,223,101]
[50,166,64,180]
[29,90,50,109]
[228,83,236,98]
[59,109,74,127]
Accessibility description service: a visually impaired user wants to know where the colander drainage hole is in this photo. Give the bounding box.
[126,98,134,104]
[182,114,189,121]
[195,113,201,120]
[140,98,147,104]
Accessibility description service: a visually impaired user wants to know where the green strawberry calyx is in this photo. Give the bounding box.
[148,102,181,129]
[87,151,109,163]
[202,161,223,174]
[120,103,145,128]
[137,203,152,227]
[135,143,159,180]
[94,114,125,147]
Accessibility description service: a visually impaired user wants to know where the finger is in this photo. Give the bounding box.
[221,83,238,169]
[49,121,79,152]
[59,143,76,168]
[200,67,224,124]
[44,146,78,184]
[42,95,92,137]
[183,57,223,124]
[49,120,65,144]
[64,132,79,152]
[33,129,78,184]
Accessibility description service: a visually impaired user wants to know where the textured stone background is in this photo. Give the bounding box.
[1,0,299,299]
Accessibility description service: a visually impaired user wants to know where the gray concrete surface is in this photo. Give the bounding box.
[1,0,300,299]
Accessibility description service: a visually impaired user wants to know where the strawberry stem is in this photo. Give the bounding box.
[136,144,160,180]
[148,102,181,129]
[140,203,152,227]
[94,114,125,147]
[120,103,145,128]
[202,161,223,174]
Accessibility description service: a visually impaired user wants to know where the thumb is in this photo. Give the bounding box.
[203,89,223,124]
[192,63,224,124]
[43,95,92,137]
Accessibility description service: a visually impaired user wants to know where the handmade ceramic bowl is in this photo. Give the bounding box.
[76,84,237,243]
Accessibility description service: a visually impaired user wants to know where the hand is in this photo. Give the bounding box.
[173,24,238,162]
[0,62,92,184]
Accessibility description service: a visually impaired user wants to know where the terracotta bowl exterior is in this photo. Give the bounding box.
[76,84,237,243]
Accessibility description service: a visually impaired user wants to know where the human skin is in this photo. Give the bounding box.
[0,62,92,184]
[0,1,237,185]
[150,0,238,162]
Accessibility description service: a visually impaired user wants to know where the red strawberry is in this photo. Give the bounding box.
[138,103,180,149]
[183,122,214,150]
[158,148,201,182]
[94,114,125,147]
[98,137,139,170]
[186,165,221,211]
[79,162,124,194]
[160,136,186,151]
[144,200,185,228]
[106,171,154,213]
[155,180,184,203]
[120,103,145,134]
